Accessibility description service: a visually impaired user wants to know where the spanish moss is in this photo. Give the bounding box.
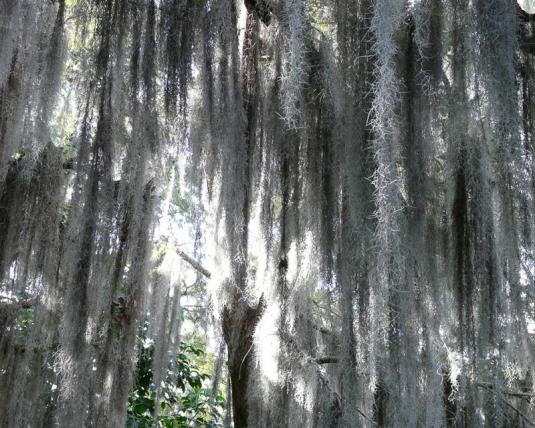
[1,1,534,427]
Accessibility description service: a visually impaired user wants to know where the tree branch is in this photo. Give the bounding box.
[477,382,535,427]
[176,249,211,279]
[476,382,535,399]
[0,296,36,309]
[315,356,339,364]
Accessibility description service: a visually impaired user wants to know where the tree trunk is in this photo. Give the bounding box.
[221,5,263,428]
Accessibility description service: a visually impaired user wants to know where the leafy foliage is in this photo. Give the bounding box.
[127,341,225,428]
